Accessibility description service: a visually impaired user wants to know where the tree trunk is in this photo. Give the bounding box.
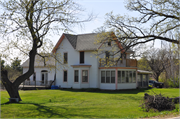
[1,49,37,102]
[1,70,22,101]
[155,73,160,82]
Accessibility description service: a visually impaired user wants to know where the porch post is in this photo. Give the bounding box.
[115,68,118,90]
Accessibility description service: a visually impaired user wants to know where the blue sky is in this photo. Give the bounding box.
[66,0,138,34]
[51,0,161,48]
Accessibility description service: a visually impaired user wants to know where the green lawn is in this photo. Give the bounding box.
[1,88,179,118]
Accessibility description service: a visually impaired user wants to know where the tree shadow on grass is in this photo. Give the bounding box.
[58,88,151,94]
[0,101,99,118]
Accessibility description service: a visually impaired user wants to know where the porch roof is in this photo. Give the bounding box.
[137,70,152,74]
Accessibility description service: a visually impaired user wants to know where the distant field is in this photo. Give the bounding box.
[1,88,179,118]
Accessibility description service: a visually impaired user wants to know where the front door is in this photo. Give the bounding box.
[41,72,48,85]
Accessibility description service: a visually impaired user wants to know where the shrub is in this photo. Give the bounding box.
[159,77,179,88]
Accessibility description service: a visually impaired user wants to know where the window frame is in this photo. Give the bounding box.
[63,52,68,64]
[101,71,106,83]
[80,51,84,64]
[118,71,121,83]
[101,70,115,84]
[107,41,111,46]
[111,71,115,83]
[82,70,88,83]
[133,71,136,83]
[63,70,68,82]
[41,70,48,84]
[74,70,79,83]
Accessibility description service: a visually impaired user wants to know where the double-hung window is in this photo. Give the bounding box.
[118,70,136,83]
[82,70,88,83]
[64,70,67,82]
[74,70,79,82]
[101,70,115,83]
[64,53,68,64]
[80,52,84,64]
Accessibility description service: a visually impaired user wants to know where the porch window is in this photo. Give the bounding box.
[118,71,121,83]
[74,70,79,82]
[101,70,115,83]
[132,71,136,83]
[142,74,147,86]
[111,71,115,83]
[64,52,68,64]
[82,70,88,83]
[64,70,67,82]
[101,71,105,83]
[122,71,125,83]
[106,71,110,83]
[138,75,142,87]
[126,71,129,83]
[129,71,132,83]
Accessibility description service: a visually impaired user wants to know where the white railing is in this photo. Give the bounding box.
[22,80,54,87]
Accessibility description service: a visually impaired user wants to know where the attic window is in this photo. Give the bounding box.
[107,41,111,46]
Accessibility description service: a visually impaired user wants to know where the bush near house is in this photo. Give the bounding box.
[1,88,179,118]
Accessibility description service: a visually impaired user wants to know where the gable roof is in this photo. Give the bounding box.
[52,32,134,53]
[64,34,77,49]
[76,33,100,51]
[52,33,101,53]
[21,54,55,68]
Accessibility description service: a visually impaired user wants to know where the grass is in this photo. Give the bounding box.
[1,88,179,118]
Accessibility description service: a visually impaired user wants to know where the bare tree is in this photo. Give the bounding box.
[0,0,93,101]
[143,48,168,82]
[95,0,179,54]
[162,43,179,86]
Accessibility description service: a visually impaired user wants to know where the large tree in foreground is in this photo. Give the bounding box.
[95,0,179,55]
[0,0,93,101]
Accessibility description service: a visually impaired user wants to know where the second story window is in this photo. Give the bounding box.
[80,51,84,64]
[64,52,68,64]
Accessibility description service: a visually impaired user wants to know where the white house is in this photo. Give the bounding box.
[52,33,151,90]
[21,54,55,86]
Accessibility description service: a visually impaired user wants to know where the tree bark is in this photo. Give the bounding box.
[1,70,22,101]
[154,73,160,82]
